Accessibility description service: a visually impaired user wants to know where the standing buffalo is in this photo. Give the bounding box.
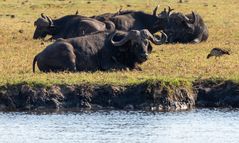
[33,29,167,72]
[33,14,114,40]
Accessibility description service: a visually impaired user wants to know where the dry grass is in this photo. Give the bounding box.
[0,0,239,86]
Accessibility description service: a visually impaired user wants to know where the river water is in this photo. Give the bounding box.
[0,109,239,143]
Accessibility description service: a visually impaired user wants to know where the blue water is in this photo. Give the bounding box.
[0,109,239,143]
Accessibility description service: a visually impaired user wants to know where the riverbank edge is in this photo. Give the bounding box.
[0,79,238,111]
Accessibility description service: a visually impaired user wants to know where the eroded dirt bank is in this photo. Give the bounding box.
[0,82,195,111]
[193,80,239,108]
[0,80,238,111]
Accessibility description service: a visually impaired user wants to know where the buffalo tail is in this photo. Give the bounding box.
[32,54,39,73]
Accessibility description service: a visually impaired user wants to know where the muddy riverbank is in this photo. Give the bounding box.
[0,80,238,111]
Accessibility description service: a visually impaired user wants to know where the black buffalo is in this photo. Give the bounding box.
[33,13,114,40]
[33,29,167,72]
[93,6,208,43]
[90,5,168,33]
[160,10,209,43]
[90,8,136,22]
[108,5,168,34]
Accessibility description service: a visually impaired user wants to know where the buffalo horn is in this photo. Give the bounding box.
[118,6,123,14]
[167,6,174,16]
[182,11,197,24]
[111,30,139,46]
[45,15,54,27]
[191,11,197,24]
[104,21,116,32]
[153,5,159,16]
[41,13,46,19]
[141,30,167,45]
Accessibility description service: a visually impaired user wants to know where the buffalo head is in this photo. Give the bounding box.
[151,5,174,33]
[111,29,167,63]
[33,13,54,39]
[163,11,208,43]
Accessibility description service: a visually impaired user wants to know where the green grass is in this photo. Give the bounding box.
[0,0,239,86]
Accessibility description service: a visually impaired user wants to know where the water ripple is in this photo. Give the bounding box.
[0,109,239,143]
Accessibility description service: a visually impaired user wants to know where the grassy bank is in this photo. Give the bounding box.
[0,0,239,86]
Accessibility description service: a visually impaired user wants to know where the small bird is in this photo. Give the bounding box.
[207,48,230,59]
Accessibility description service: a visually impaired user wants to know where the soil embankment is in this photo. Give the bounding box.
[0,80,238,111]
[193,80,239,108]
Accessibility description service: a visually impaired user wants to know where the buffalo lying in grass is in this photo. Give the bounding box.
[108,5,168,34]
[33,5,166,39]
[33,29,167,72]
[33,5,208,43]
[90,8,136,22]
[92,5,208,43]
[159,8,209,43]
[33,13,114,40]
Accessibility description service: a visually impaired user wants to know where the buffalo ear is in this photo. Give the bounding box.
[147,43,153,53]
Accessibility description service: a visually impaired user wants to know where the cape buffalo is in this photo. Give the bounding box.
[162,11,208,43]
[108,5,168,34]
[33,29,167,72]
[33,13,114,40]
[93,6,208,43]
[90,8,136,22]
